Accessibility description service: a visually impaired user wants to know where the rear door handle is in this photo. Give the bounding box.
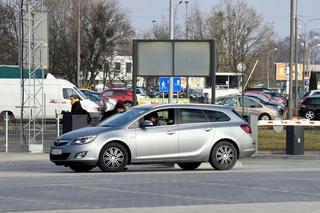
[166,131,175,135]
[204,128,212,132]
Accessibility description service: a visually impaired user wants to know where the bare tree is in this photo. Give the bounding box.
[80,0,133,87]
[188,0,275,85]
[0,0,19,65]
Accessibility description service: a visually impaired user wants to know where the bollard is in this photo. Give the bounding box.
[5,112,8,153]
[249,115,258,155]
[56,113,60,137]
[286,126,304,155]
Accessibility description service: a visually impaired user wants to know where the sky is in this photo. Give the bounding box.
[118,0,320,38]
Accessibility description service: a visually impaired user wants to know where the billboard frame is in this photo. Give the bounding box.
[132,39,216,105]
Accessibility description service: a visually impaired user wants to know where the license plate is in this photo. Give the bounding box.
[51,148,62,155]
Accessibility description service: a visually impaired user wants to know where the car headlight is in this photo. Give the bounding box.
[72,135,97,145]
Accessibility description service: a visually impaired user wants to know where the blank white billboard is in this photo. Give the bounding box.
[174,41,210,76]
[137,42,173,76]
[135,40,213,77]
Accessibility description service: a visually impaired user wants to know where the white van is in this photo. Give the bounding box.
[0,74,100,120]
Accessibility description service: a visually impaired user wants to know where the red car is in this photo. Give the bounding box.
[102,88,133,106]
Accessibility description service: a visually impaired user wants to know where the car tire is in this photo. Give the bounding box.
[209,141,238,170]
[177,162,201,170]
[305,110,315,120]
[98,142,128,172]
[69,164,95,172]
[259,113,271,120]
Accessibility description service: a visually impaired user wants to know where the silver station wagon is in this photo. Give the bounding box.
[50,104,256,172]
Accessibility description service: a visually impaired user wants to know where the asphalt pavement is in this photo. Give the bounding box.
[0,153,320,212]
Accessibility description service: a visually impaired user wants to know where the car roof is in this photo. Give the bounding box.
[133,103,234,111]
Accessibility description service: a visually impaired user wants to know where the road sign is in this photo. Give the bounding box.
[237,63,246,72]
[159,77,169,93]
[173,77,182,92]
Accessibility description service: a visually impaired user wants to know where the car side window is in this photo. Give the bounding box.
[115,91,127,96]
[203,110,230,122]
[215,97,224,105]
[224,97,237,106]
[143,109,175,127]
[63,88,77,99]
[104,91,113,96]
[180,109,206,124]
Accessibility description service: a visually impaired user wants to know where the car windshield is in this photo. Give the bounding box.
[98,107,150,127]
[74,87,88,99]
[86,93,100,102]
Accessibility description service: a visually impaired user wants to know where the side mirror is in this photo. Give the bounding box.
[141,120,154,128]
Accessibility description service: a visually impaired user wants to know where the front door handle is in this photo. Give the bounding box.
[204,128,212,132]
[166,131,175,135]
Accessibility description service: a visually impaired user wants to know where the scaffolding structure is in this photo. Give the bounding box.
[20,0,47,153]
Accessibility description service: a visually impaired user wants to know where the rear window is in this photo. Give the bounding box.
[231,109,246,121]
[180,109,207,124]
[203,110,230,122]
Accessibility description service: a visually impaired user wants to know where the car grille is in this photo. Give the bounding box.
[50,153,70,161]
[54,140,71,147]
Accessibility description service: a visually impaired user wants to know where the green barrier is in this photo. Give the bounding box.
[138,98,190,105]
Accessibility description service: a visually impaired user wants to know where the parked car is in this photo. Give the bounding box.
[50,103,256,172]
[299,96,320,120]
[301,90,320,102]
[102,88,133,106]
[243,91,286,107]
[244,94,284,115]
[80,89,117,115]
[216,95,281,120]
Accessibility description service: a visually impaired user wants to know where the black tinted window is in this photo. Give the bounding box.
[203,110,230,122]
[305,98,320,105]
[114,91,127,96]
[180,109,206,124]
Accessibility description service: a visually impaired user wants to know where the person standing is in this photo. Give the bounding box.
[101,102,126,121]
[70,95,92,124]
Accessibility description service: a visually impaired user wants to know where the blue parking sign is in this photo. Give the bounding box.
[173,77,182,92]
[159,77,169,92]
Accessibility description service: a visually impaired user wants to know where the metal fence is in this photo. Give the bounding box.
[0,113,60,153]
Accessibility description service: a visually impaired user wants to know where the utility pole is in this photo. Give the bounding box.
[168,0,174,103]
[77,0,81,87]
[288,0,296,119]
[185,0,189,98]
[294,14,299,116]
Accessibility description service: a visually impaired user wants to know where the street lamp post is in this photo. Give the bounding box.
[297,17,320,97]
[267,48,277,88]
[185,0,189,98]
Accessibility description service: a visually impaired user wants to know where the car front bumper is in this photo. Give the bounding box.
[50,143,99,166]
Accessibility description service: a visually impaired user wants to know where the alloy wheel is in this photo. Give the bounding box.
[103,147,124,168]
[305,110,315,120]
[215,145,235,167]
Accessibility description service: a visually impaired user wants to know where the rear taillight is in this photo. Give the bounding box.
[100,101,105,107]
[240,124,252,134]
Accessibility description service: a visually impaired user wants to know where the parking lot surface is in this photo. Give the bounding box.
[0,154,320,213]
